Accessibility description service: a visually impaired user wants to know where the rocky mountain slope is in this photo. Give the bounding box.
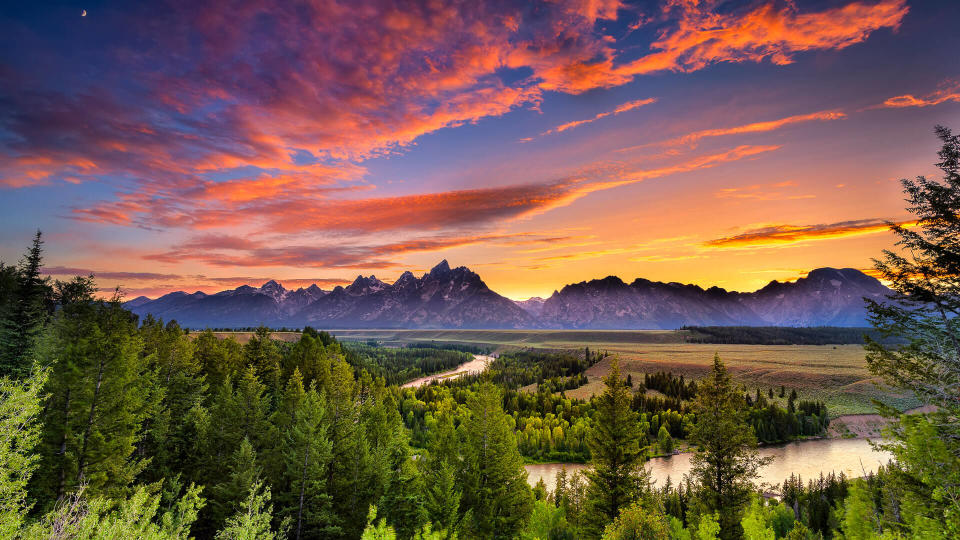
[127,260,535,329]
[536,267,890,329]
[126,263,890,329]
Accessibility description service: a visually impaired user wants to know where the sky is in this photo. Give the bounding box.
[1,0,959,300]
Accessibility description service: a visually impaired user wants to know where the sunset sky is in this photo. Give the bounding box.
[2,0,959,300]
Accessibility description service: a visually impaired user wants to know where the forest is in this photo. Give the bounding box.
[0,127,959,539]
[683,327,905,346]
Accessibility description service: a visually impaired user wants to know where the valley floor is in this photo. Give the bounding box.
[205,329,914,416]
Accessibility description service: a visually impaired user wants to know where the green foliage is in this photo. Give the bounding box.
[0,365,48,535]
[276,376,334,540]
[684,326,902,346]
[695,513,720,540]
[688,355,771,540]
[864,125,960,537]
[31,298,155,504]
[0,231,53,379]
[658,425,674,454]
[342,342,473,386]
[740,497,775,540]
[460,382,533,538]
[208,437,262,530]
[215,480,287,540]
[779,471,848,537]
[841,480,879,540]
[600,501,671,539]
[522,500,574,540]
[22,482,205,540]
[584,359,650,537]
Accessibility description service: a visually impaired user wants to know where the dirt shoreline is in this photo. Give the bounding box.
[828,405,936,439]
[400,354,493,388]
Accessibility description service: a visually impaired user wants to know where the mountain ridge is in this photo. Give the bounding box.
[125,262,890,329]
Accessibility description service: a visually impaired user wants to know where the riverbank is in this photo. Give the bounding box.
[400,354,493,388]
[828,405,936,438]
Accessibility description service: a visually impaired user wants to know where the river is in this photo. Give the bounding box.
[525,438,893,492]
[401,354,494,388]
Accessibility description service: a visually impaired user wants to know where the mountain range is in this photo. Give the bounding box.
[125,261,892,329]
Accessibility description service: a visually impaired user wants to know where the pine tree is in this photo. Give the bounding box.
[0,231,53,379]
[216,480,288,540]
[584,359,649,537]
[460,382,532,539]
[244,326,282,392]
[422,406,462,538]
[30,297,154,505]
[207,367,272,460]
[0,365,48,536]
[279,383,334,540]
[865,125,960,536]
[209,437,262,529]
[324,358,374,539]
[658,425,674,454]
[688,354,771,540]
[138,318,207,484]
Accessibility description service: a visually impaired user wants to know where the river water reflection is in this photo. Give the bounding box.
[525,438,893,492]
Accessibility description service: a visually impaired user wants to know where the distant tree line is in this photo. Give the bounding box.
[684,325,906,345]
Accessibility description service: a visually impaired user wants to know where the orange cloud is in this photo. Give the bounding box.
[880,79,960,108]
[714,180,815,201]
[618,110,847,152]
[142,232,564,269]
[613,0,909,80]
[75,144,779,235]
[703,218,915,250]
[540,98,656,136]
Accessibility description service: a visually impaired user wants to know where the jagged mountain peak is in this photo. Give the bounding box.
[257,280,287,302]
[124,264,889,329]
[345,274,387,295]
[429,259,451,275]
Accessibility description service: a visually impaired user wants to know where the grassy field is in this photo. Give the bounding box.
[203,329,915,416]
[562,344,916,417]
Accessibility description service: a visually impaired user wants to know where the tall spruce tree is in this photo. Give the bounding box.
[277,376,335,540]
[460,382,532,539]
[688,354,770,540]
[0,231,53,378]
[583,359,649,537]
[209,437,263,530]
[138,317,207,484]
[865,125,960,536]
[421,406,463,538]
[30,297,154,505]
[324,358,374,539]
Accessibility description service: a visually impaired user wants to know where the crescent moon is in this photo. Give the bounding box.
[81,9,87,16]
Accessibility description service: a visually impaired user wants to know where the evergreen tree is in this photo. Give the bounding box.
[279,381,335,540]
[243,326,282,392]
[31,297,154,505]
[584,360,649,537]
[0,365,48,536]
[216,480,287,540]
[209,437,262,529]
[658,425,674,454]
[138,318,207,484]
[865,125,960,536]
[688,354,770,540]
[0,231,53,379]
[207,367,272,462]
[324,358,374,539]
[422,406,462,538]
[841,481,879,540]
[460,382,533,539]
